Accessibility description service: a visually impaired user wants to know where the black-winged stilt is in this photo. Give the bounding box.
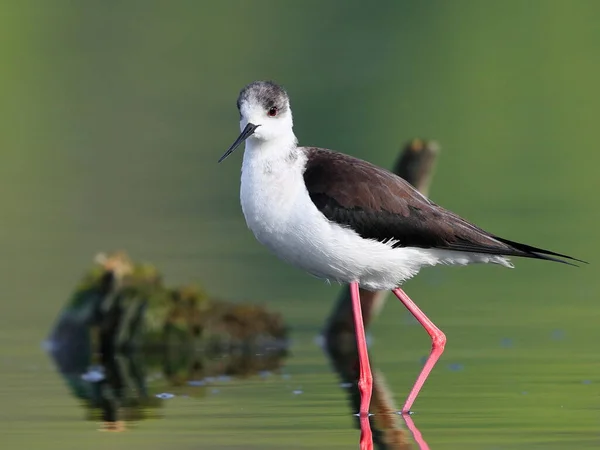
[218,80,584,415]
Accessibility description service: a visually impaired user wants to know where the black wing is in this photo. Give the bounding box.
[302,147,585,266]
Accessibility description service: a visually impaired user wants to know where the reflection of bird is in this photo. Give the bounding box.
[219,80,585,415]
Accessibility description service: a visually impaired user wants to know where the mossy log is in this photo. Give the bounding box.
[48,251,288,355]
[47,252,289,428]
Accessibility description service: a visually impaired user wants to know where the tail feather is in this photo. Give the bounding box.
[493,236,588,267]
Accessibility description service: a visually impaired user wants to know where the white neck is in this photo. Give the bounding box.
[242,131,299,166]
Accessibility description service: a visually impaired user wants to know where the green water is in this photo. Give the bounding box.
[1,1,599,448]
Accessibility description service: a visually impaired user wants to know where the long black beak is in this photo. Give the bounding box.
[218,123,259,163]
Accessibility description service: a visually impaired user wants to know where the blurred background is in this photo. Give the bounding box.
[1,1,599,449]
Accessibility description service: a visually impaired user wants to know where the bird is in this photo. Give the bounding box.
[218,80,585,416]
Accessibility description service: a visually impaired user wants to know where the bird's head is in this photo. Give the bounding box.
[219,81,294,163]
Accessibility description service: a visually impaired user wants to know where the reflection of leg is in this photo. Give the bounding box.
[350,282,373,416]
[369,370,413,449]
[359,413,374,450]
[391,288,446,413]
[401,413,430,450]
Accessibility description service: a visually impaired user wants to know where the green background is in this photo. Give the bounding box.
[1,1,598,449]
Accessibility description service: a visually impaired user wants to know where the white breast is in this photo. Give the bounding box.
[240,145,308,257]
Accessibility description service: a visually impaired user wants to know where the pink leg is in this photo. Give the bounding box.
[350,281,373,416]
[392,288,446,414]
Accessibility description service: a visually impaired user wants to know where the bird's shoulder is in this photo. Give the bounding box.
[299,146,435,215]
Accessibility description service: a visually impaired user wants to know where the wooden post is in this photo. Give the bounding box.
[322,139,439,448]
[323,139,440,351]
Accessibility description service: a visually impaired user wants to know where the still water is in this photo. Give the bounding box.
[1,1,599,449]
[5,280,600,450]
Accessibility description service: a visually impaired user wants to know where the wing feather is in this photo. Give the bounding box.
[302,147,584,266]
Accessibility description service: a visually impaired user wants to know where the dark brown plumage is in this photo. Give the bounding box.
[302,147,584,265]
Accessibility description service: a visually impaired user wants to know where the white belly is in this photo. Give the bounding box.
[239,147,512,291]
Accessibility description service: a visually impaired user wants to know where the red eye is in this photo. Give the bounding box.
[267,106,278,117]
